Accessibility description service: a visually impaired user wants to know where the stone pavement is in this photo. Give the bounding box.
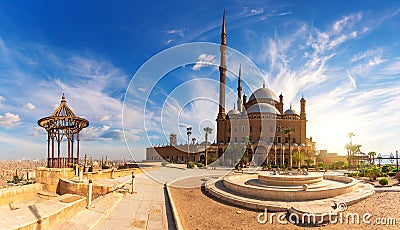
[53,166,232,230]
[55,171,175,230]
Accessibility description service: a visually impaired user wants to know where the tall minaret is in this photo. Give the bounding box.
[217,10,227,144]
[218,10,227,119]
[237,65,242,112]
[300,95,306,120]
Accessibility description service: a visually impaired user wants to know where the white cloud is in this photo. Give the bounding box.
[25,102,36,110]
[98,115,112,121]
[250,8,264,15]
[138,87,146,92]
[0,112,21,128]
[192,54,216,70]
[102,125,111,131]
[164,28,186,37]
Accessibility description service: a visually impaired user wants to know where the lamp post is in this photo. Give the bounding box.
[377,153,382,167]
[274,144,277,166]
[396,150,399,172]
[187,127,192,167]
[192,137,196,162]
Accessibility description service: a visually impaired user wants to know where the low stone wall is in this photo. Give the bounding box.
[0,183,43,206]
[223,174,359,201]
[58,179,115,200]
[84,168,141,181]
[36,167,74,193]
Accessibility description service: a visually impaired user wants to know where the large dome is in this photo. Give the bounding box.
[246,103,280,114]
[248,87,279,102]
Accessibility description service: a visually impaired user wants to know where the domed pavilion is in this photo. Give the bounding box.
[38,94,89,168]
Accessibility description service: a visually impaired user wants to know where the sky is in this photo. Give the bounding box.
[0,0,399,160]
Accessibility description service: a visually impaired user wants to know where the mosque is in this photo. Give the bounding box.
[146,12,316,167]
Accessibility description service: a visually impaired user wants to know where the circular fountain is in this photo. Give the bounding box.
[205,171,375,215]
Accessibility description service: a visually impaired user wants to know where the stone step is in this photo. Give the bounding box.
[0,194,86,230]
[53,192,125,230]
[205,179,375,216]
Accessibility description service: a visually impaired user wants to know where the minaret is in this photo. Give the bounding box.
[218,10,227,119]
[300,95,306,120]
[217,10,227,144]
[277,93,284,114]
[237,65,242,112]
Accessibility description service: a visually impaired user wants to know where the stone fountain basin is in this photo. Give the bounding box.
[223,173,359,201]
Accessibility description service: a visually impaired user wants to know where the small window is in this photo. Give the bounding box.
[277,136,281,143]
[235,137,238,143]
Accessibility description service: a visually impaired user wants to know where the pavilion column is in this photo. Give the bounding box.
[67,128,71,166]
[51,131,55,168]
[47,132,50,168]
[57,130,61,167]
[77,132,80,165]
[71,134,74,165]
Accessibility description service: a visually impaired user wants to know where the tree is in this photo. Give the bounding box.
[304,159,313,168]
[345,143,361,168]
[203,126,213,166]
[368,151,376,164]
[292,151,304,168]
[284,128,294,168]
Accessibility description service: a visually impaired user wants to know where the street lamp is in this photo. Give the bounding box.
[390,153,394,164]
[192,137,196,162]
[187,127,192,167]
[377,153,382,167]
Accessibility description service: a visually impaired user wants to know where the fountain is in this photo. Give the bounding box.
[205,170,374,222]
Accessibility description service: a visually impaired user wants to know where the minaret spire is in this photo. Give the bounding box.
[237,65,242,112]
[221,9,226,45]
[218,10,227,119]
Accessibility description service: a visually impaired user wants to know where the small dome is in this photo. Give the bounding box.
[284,104,298,115]
[246,103,280,114]
[248,87,279,102]
[284,108,298,115]
[227,108,240,116]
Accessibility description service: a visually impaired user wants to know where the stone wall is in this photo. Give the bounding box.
[0,183,43,206]
[36,167,74,193]
[58,179,113,200]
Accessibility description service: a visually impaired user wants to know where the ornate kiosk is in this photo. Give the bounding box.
[38,94,89,168]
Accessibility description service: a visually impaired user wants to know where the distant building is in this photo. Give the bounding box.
[316,150,347,165]
[146,12,316,166]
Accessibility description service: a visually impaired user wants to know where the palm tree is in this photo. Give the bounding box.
[368,151,376,164]
[292,151,304,168]
[203,127,213,166]
[284,128,294,168]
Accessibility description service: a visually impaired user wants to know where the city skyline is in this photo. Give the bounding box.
[0,1,399,160]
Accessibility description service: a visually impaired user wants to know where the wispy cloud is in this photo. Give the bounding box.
[192,54,216,70]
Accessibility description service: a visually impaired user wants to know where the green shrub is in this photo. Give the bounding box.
[187,161,195,168]
[382,164,394,173]
[378,178,389,185]
[197,162,205,168]
[161,161,168,167]
[388,171,397,177]
[300,165,308,169]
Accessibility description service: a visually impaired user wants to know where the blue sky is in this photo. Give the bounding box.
[0,0,399,160]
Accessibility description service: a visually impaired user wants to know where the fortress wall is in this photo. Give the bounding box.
[0,183,43,206]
